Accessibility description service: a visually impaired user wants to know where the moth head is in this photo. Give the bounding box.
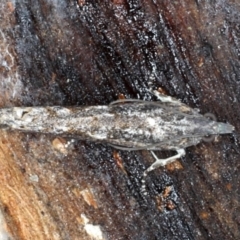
[213,122,235,134]
[203,113,234,135]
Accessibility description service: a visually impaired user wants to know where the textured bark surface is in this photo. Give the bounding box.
[0,0,239,239]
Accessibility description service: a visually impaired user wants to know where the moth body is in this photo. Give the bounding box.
[0,90,234,192]
[0,102,233,151]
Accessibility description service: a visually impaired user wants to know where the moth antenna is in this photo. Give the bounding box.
[110,99,146,105]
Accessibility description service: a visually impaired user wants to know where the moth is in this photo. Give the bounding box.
[0,90,234,191]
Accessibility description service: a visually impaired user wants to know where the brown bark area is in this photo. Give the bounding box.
[0,0,239,239]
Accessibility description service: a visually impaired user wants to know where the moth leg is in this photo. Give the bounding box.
[148,88,200,113]
[141,149,185,194]
[149,149,185,171]
[148,89,182,105]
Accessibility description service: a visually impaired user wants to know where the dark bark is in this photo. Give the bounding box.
[0,0,239,239]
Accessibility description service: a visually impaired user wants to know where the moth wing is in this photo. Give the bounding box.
[108,134,203,151]
[110,98,199,115]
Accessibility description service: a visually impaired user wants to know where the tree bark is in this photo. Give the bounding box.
[0,0,239,239]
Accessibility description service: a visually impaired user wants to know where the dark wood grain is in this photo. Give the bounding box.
[0,0,239,239]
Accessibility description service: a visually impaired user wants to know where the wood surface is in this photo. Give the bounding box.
[0,1,239,239]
